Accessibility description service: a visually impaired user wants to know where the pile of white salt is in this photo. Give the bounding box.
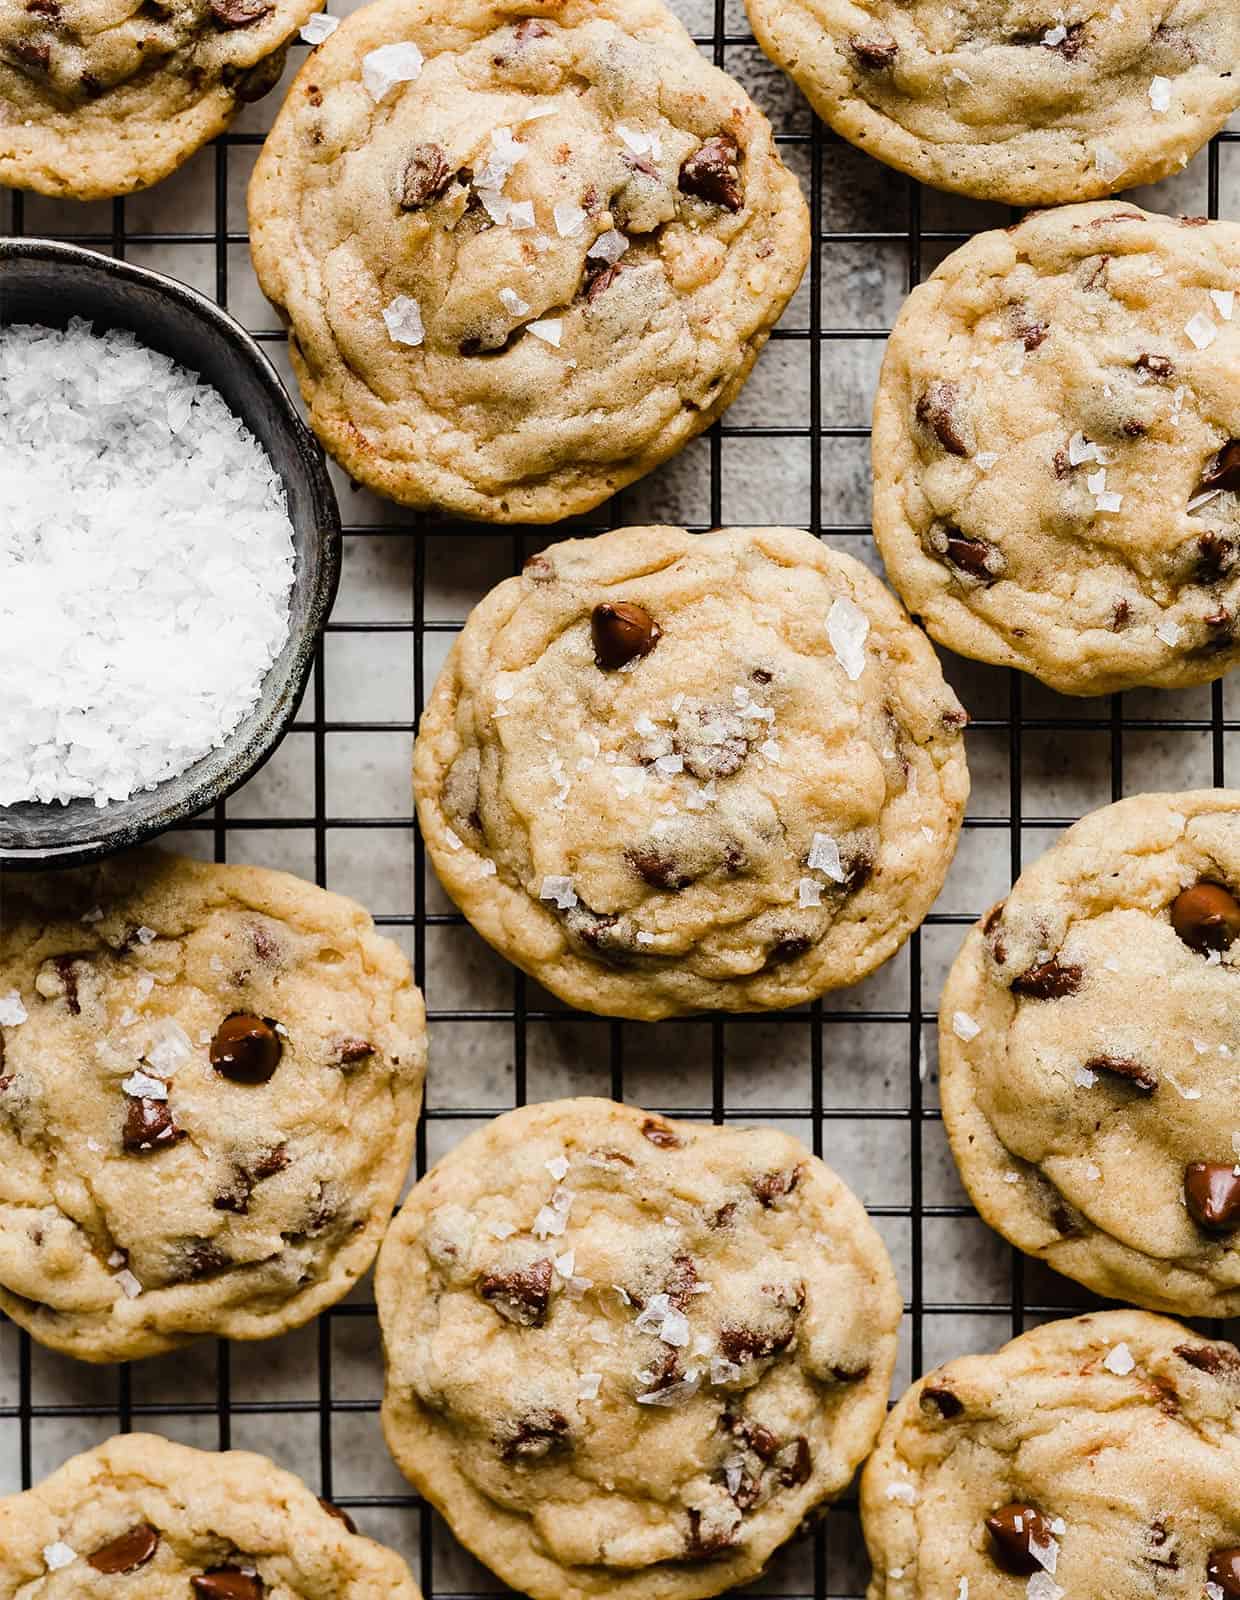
[0,319,296,808]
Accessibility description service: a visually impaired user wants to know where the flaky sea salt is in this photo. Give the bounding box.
[121,1068,167,1100]
[113,1268,143,1299]
[0,321,294,807]
[361,40,423,100]
[826,596,869,680]
[527,318,563,347]
[1185,312,1218,350]
[1103,1341,1135,1375]
[554,202,587,239]
[808,831,845,882]
[588,229,629,265]
[299,11,337,43]
[382,296,424,347]
[499,287,531,317]
[885,1481,918,1505]
[952,1010,980,1041]
[1211,290,1235,321]
[540,876,577,910]
[0,991,27,1026]
[797,876,823,908]
[43,1543,77,1572]
[579,1372,602,1400]
[1148,75,1172,112]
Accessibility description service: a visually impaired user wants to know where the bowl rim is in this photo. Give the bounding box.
[0,236,342,871]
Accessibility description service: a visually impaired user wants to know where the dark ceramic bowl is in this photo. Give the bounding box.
[0,238,340,870]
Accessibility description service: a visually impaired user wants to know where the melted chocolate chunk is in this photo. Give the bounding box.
[776,1436,812,1487]
[751,1166,801,1207]
[1084,1055,1156,1092]
[1111,597,1132,630]
[87,1525,159,1574]
[678,134,743,212]
[986,1503,1056,1576]
[192,1571,264,1599]
[10,38,50,69]
[1011,309,1048,350]
[664,1254,699,1311]
[1170,882,1240,953]
[1010,958,1082,1000]
[210,1013,283,1084]
[1208,1550,1240,1598]
[765,934,812,968]
[686,1508,738,1559]
[1136,352,1175,383]
[176,1238,232,1280]
[641,1116,683,1149]
[920,1382,964,1418]
[497,1407,570,1462]
[477,1257,553,1326]
[916,381,968,455]
[207,0,271,26]
[585,261,624,302]
[123,1096,184,1155]
[1175,1340,1240,1378]
[335,1037,375,1066]
[1196,531,1236,584]
[54,955,83,1015]
[591,601,660,670]
[398,142,453,210]
[1184,1163,1240,1231]
[627,844,696,892]
[849,31,897,66]
[1203,440,1240,494]
[318,1498,358,1534]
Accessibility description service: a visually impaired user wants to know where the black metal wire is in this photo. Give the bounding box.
[2,14,1235,1593]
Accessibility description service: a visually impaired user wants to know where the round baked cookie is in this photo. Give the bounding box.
[744,0,1240,205]
[940,790,1240,1319]
[872,202,1240,698]
[413,524,969,1019]
[377,1097,901,1600]
[0,1432,424,1596]
[862,1309,1240,1600]
[0,0,318,200]
[246,0,810,524]
[0,848,427,1363]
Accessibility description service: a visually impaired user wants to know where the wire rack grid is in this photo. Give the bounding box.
[1,3,1238,1593]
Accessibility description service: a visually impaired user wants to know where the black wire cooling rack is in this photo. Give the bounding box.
[1,2,1237,1591]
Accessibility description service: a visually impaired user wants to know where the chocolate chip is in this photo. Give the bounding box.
[1084,1055,1156,1093]
[397,142,452,210]
[719,1323,795,1364]
[930,525,1004,585]
[54,955,82,1015]
[1196,531,1236,584]
[751,1166,800,1207]
[849,31,897,67]
[87,1525,159,1574]
[318,1498,358,1534]
[1122,418,1147,438]
[1175,1340,1240,1378]
[1203,440,1240,494]
[641,1116,683,1149]
[1047,21,1085,56]
[477,1258,553,1326]
[1011,309,1048,350]
[590,601,660,670]
[709,1201,737,1229]
[1170,882,1240,953]
[497,1407,570,1462]
[177,1238,232,1280]
[766,934,811,968]
[25,0,60,14]
[776,1436,812,1487]
[1208,1550,1240,1598]
[1111,597,1132,630]
[678,134,743,212]
[207,0,270,25]
[916,382,967,455]
[192,1570,264,1599]
[1146,1518,1179,1571]
[664,1254,699,1310]
[1136,353,1175,382]
[626,844,695,891]
[123,1096,184,1154]
[335,1037,374,1066]
[585,261,624,302]
[673,706,749,780]
[686,1508,737,1559]
[513,16,549,43]
[985,1503,1056,1576]
[1184,1163,1240,1231]
[210,1013,282,1083]
[252,1144,289,1179]
[1010,958,1082,999]
[920,1382,964,1418]
[10,38,50,69]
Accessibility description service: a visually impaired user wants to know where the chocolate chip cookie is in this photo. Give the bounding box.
[862,1309,1240,1599]
[376,1097,901,1600]
[246,0,810,523]
[413,524,969,1019]
[0,0,318,200]
[745,0,1240,205]
[0,1432,424,1596]
[941,790,1240,1318]
[0,848,427,1363]
[873,203,1240,697]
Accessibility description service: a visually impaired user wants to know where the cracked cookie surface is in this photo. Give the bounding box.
[413,524,969,1020]
[377,1097,901,1600]
[744,0,1240,205]
[246,0,810,523]
[0,1432,424,1596]
[872,203,1240,697]
[940,790,1240,1318]
[862,1309,1240,1600]
[0,0,317,199]
[0,848,427,1363]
